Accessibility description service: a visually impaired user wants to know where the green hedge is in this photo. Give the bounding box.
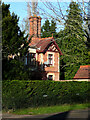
[2,80,90,109]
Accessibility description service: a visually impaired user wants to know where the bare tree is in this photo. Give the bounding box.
[21,0,89,38]
[38,0,90,46]
[20,0,89,79]
[37,0,89,78]
[27,0,38,17]
[39,0,89,24]
[21,0,39,35]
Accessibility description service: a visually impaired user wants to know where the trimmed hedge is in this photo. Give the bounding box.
[2,80,90,109]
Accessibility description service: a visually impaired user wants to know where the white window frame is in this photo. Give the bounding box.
[47,52,54,66]
[47,73,55,80]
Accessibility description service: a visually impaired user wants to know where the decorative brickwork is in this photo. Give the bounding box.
[29,15,42,38]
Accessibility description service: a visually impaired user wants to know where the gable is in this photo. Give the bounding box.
[48,43,59,52]
[29,37,63,55]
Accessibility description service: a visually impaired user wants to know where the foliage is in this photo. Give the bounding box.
[84,20,90,53]
[3,80,89,109]
[2,3,30,80]
[57,1,89,80]
[41,19,57,38]
[3,58,30,80]
[2,3,28,59]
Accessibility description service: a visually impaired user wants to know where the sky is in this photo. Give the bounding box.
[2,0,89,32]
[2,2,49,30]
[2,1,69,31]
[2,2,28,27]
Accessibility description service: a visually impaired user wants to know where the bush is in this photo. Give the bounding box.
[2,80,89,109]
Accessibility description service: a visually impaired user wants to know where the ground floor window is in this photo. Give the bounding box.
[48,75,53,80]
[25,53,36,66]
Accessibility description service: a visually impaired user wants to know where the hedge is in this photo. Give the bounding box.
[2,80,90,109]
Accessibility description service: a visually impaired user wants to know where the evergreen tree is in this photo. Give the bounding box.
[57,1,89,80]
[50,19,57,38]
[2,3,30,80]
[41,19,51,38]
[84,20,90,52]
[41,19,57,38]
[2,3,29,59]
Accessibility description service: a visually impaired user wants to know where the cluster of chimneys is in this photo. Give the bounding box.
[29,15,42,38]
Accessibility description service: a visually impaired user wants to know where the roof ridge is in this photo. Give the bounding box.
[39,36,53,40]
[80,65,90,68]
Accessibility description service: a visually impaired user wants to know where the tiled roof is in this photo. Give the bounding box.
[29,37,63,55]
[36,38,52,53]
[73,65,90,79]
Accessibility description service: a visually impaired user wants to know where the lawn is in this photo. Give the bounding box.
[7,103,89,115]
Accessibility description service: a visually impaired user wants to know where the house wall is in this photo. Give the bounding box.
[37,51,60,81]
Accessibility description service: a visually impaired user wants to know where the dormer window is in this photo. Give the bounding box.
[48,54,53,66]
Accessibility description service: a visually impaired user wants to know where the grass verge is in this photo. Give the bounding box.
[6,103,89,115]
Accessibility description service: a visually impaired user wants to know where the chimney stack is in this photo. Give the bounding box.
[29,15,42,38]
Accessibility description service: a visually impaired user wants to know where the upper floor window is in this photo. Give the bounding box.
[48,54,53,66]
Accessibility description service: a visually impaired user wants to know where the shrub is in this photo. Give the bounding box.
[2,80,89,109]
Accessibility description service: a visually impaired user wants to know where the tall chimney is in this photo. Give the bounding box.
[38,16,42,38]
[29,15,42,38]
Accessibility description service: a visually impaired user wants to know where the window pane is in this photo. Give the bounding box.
[27,53,36,65]
[48,54,53,65]
[48,75,53,80]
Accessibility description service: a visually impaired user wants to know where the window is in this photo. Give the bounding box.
[48,54,53,66]
[25,55,27,65]
[26,53,36,66]
[29,53,36,65]
[48,75,53,80]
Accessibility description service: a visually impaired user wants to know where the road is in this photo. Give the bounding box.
[1,108,89,120]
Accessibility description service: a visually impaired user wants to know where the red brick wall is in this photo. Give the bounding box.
[29,15,42,38]
[37,51,60,81]
[38,17,42,38]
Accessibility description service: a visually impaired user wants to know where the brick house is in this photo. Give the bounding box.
[25,15,62,81]
[73,65,90,81]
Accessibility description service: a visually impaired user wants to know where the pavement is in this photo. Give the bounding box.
[1,108,89,120]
